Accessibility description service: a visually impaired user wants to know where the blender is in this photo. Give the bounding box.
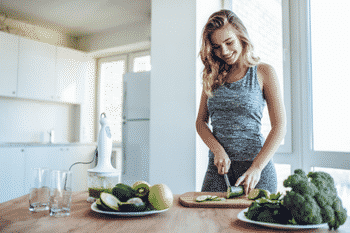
[87,113,121,202]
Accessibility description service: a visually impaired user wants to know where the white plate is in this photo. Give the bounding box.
[237,208,328,230]
[91,202,169,216]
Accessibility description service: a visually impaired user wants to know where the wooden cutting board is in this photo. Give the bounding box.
[179,192,253,208]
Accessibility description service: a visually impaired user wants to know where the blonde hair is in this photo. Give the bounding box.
[200,9,260,97]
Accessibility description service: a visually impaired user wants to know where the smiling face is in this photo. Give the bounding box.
[210,24,243,65]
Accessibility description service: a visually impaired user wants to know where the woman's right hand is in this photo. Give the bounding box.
[214,152,231,175]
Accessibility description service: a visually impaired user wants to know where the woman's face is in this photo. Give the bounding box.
[210,24,243,65]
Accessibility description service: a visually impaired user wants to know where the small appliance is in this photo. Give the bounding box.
[87,113,121,202]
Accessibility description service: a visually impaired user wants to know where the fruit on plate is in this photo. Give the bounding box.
[119,197,147,212]
[132,181,151,201]
[112,183,136,202]
[227,185,244,199]
[148,184,173,210]
[248,189,271,200]
[100,192,122,211]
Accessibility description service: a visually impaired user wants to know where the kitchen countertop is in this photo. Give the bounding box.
[1,192,349,233]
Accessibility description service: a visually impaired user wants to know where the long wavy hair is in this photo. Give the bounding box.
[200,9,260,97]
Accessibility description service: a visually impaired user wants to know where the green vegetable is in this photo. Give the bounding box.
[282,169,347,229]
[227,185,244,199]
[112,183,136,202]
[248,189,270,200]
[119,197,146,212]
[244,197,293,224]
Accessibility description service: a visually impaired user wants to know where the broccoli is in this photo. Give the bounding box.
[282,169,347,230]
[283,191,323,225]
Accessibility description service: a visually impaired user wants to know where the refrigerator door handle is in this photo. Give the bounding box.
[122,81,127,175]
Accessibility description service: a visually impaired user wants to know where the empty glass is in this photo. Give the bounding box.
[29,167,51,212]
[49,170,73,217]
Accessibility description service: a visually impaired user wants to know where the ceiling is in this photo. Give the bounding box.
[0,0,151,37]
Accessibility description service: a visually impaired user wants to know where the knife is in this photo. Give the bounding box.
[224,174,244,198]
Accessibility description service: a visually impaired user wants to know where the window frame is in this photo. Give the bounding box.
[127,50,151,73]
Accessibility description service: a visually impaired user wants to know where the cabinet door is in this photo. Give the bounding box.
[17,37,57,101]
[55,47,84,104]
[0,32,19,97]
[0,148,26,203]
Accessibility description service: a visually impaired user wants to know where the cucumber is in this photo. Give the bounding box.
[248,189,270,200]
[227,185,244,199]
[100,192,122,211]
[195,195,212,202]
[195,195,226,202]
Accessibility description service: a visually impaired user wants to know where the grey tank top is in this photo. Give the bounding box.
[207,65,266,161]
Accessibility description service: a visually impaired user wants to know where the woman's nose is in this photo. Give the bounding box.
[221,45,230,56]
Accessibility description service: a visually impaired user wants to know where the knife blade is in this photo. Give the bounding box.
[224,174,231,189]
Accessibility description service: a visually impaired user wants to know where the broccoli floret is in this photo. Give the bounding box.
[283,172,318,197]
[283,191,323,225]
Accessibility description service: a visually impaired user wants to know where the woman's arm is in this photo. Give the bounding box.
[235,63,287,194]
[196,90,231,175]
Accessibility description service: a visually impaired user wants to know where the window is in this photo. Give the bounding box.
[230,0,292,152]
[97,51,151,144]
[310,0,350,153]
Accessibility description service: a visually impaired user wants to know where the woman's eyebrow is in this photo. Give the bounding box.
[212,37,233,46]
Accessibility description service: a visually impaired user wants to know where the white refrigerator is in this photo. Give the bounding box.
[121,71,150,186]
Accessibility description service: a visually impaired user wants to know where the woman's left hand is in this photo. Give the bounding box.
[234,167,262,196]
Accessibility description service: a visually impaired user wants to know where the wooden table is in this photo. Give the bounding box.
[1,192,349,233]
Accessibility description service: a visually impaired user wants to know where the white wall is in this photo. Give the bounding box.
[78,21,151,52]
[149,0,223,194]
[0,97,79,143]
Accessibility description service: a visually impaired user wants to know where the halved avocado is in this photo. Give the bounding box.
[100,192,122,211]
[119,197,146,212]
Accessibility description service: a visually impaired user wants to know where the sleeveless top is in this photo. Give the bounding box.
[207,65,266,161]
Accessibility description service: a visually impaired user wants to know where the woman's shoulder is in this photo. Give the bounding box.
[256,62,277,83]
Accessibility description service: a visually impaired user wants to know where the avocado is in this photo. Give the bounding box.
[112,183,136,202]
[119,197,146,212]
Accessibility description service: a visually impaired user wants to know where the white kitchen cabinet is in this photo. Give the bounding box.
[17,37,57,101]
[0,148,26,203]
[0,31,19,97]
[55,47,85,104]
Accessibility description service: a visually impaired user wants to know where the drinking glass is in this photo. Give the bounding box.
[29,167,51,212]
[49,170,73,217]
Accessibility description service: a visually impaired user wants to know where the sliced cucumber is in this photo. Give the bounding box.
[195,195,226,202]
[195,195,212,202]
[100,192,122,211]
[248,189,270,200]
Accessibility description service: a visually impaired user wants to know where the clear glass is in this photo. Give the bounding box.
[274,163,291,194]
[312,167,350,216]
[87,172,122,202]
[100,60,126,143]
[29,167,51,212]
[133,55,151,72]
[231,0,284,144]
[310,0,350,152]
[49,170,73,217]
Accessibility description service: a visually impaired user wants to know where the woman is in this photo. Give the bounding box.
[196,9,286,195]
